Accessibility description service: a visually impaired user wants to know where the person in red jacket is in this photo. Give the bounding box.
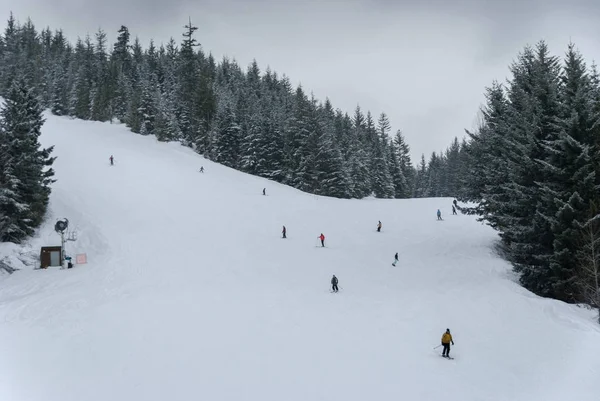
[318,233,325,247]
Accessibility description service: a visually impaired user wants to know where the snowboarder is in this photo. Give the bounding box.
[282,225,287,238]
[199,166,204,173]
[441,328,455,358]
[452,205,457,215]
[331,275,339,292]
[392,252,398,266]
[437,209,443,220]
[263,188,266,196]
[318,233,325,247]
[377,221,382,232]
[109,155,114,166]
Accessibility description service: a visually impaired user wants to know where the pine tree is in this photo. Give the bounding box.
[393,130,414,196]
[444,137,461,196]
[0,78,55,242]
[538,43,600,301]
[0,13,19,93]
[413,154,427,197]
[388,139,408,198]
[90,29,111,121]
[283,87,316,190]
[209,100,241,167]
[346,106,371,197]
[313,99,348,197]
[178,18,200,143]
[506,42,564,298]
[69,38,94,119]
[111,26,132,121]
[370,113,395,198]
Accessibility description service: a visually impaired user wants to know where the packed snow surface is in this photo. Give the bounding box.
[0,113,598,401]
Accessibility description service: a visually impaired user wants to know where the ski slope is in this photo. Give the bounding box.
[0,113,599,401]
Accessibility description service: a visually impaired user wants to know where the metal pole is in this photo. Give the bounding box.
[61,231,66,265]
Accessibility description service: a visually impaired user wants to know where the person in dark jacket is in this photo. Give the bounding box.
[199,166,204,173]
[453,199,458,207]
[282,225,286,238]
[437,209,443,220]
[331,275,339,292]
[392,252,399,266]
[109,155,114,165]
[441,328,455,358]
[263,188,266,195]
[377,221,382,232]
[452,205,457,215]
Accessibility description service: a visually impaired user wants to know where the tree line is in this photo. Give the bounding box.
[0,14,463,201]
[451,41,600,320]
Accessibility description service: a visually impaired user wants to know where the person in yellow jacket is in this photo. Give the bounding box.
[441,328,454,358]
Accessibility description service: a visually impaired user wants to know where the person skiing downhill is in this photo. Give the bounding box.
[392,252,399,266]
[282,225,287,239]
[441,328,455,358]
[109,155,114,166]
[377,221,382,232]
[437,209,442,220]
[318,233,325,247]
[452,205,457,215]
[331,275,339,292]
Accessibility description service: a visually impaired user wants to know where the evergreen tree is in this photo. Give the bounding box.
[0,78,55,242]
[393,130,414,197]
[370,113,394,198]
[90,29,111,121]
[209,99,241,167]
[413,154,427,197]
[539,44,600,301]
[313,99,348,197]
[388,139,408,198]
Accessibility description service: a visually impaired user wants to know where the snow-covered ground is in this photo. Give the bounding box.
[0,113,598,401]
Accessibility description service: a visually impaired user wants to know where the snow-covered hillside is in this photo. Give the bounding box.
[0,113,598,401]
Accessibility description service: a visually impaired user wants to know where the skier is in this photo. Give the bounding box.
[441,328,455,358]
[377,220,382,232]
[452,205,457,215]
[282,225,287,239]
[392,252,398,266]
[331,275,339,292]
[318,233,325,247]
[437,209,442,220]
[199,166,204,173]
[263,188,266,196]
[109,155,114,166]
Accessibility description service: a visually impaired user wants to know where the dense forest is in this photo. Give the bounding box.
[455,41,600,317]
[0,14,598,318]
[0,14,466,203]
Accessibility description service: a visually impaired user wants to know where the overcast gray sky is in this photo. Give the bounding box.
[2,0,600,161]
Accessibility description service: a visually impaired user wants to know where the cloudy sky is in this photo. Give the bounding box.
[1,0,600,160]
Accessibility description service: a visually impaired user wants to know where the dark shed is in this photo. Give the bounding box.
[40,246,62,269]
